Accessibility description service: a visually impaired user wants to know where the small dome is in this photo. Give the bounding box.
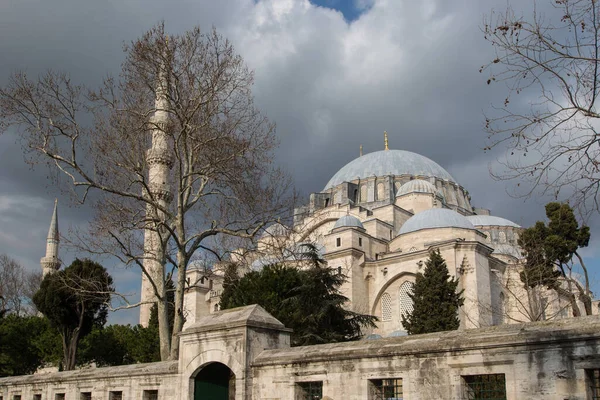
[399,208,475,235]
[492,244,523,259]
[260,222,290,238]
[396,179,445,202]
[324,149,456,190]
[466,215,520,228]
[333,215,365,230]
[388,330,408,338]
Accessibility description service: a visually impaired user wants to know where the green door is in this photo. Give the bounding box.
[194,362,234,400]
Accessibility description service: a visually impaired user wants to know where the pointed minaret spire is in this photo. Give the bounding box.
[40,199,61,277]
[360,144,363,157]
[384,131,389,151]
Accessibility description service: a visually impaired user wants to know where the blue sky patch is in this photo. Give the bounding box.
[309,0,370,22]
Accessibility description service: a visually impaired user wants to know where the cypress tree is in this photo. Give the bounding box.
[402,249,464,335]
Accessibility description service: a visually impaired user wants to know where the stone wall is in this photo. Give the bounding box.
[2,308,600,400]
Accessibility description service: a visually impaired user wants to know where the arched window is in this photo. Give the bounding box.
[377,182,386,200]
[360,184,367,203]
[398,282,415,325]
[381,292,392,321]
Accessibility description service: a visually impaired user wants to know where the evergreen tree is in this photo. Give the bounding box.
[33,258,113,370]
[402,249,464,335]
[220,244,377,346]
[518,202,592,316]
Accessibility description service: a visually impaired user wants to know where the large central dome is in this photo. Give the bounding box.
[323,150,456,190]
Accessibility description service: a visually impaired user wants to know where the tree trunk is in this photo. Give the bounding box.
[169,220,187,360]
[157,285,171,361]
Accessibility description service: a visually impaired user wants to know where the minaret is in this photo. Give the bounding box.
[40,199,61,276]
[139,45,173,327]
[384,131,389,150]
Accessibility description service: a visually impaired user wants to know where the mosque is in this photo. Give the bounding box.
[182,133,578,334]
[11,134,600,400]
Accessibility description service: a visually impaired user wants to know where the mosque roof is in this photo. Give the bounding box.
[396,179,443,198]
[333,215,365,230]
[260,222,290,238]
[466,215,520,228]
[324,149,456,190]
[399,208,475,235]
[492,244,523,259]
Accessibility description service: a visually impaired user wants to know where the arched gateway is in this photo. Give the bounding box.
[194,362,235,400]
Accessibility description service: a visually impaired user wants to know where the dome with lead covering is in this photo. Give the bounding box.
[399,208,475,235]
[333,215,365,230]
[260,222,290,238]
[324,150,456,190]
[396,179,445,202]
[466,215,520,228]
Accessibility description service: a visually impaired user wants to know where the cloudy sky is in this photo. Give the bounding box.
[1,0,598,324]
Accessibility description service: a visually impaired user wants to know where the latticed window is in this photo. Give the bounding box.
[381,292,392,321]
[463,374,506,400]
[588,369,600,399]
[109,391,123,400]
[370,378,403,400]
[143,390,158,400]
[296,381,322,400]
[398,281,414,326]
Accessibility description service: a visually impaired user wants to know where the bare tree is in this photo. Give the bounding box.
[0,254,41,316]
[0,24,294,360]
[482,0,600,213]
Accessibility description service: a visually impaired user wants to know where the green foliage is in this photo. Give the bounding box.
[0,315,61,376]
[402,249,464,335]
[33,258,114,370]
[78,323,160,366]
[220,245,377,346]
[519,202,590,288]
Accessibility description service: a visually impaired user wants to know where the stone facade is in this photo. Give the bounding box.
[185,147,594,334]
[2,307,600,400]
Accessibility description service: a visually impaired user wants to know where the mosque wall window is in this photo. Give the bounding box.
[80,392,91,400]
[336,238,341,247]
[587,369,600,400]
[377,182,386,200]
[353,189,359,203]
[142,390,158,400]
[369,378,403,400]
[55,394,65,400]
[296,381,323,400]
[381,292,393,321]
[360,185,367,203]
[499,231,506,243]
[462,374,506,400]
[398,281,414,327]
[109,392,123,400]
[359,237,362,247]
[33,395,41,400]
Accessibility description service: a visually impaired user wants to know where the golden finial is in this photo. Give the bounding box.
[384,131,389,151]
[360,144,363,157]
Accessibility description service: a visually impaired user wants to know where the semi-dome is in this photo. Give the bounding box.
[466,215,520,228]
[333,215,365,230]
[396,179,444,200]
[324,150,456,190]
[399,208,475,235]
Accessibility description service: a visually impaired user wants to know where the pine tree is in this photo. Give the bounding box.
[402,249,464,335]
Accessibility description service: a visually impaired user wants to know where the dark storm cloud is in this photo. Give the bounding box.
[1,0,596,323]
